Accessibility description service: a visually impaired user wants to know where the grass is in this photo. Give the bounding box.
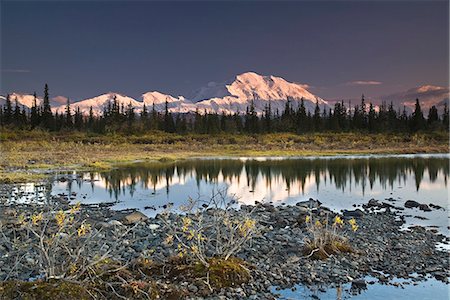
[0,130,448,183]
[0,171,47,184]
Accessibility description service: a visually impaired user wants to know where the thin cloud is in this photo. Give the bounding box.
[347,80,382,86]
[1,69,31,73]
[293,82,311,89]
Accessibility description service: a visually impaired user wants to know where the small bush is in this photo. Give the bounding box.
[303,214,357,259]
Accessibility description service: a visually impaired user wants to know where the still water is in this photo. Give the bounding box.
[4,154,449,299]
[7,154,449,233]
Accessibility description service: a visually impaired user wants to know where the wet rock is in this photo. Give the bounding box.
[366,199,380,208]
[405,200,420,208]
[351,279,367,290]
[296,198,321,209]
[429,204,444,210]
[343,209,364,218]
[418,204,431,212]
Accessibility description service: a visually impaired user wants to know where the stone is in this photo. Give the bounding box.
[404,200,420,208]
[366,199,380,208]
[343,209,364,218]
[429,204,444,210]
[351,279,367,290]
[296,198,322,209]
[148,224,160,230]
[188,284,198,293]
[418,204,431,212]
[121,211,148,225]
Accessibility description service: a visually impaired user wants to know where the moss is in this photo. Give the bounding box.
[0,280,91,300]
[194,257,251,288]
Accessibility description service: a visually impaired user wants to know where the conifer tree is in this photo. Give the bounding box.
[13,98,21,126]
[442,102,449,130]
[30,92,39,128]
[88,106,94,130]
[410,99,425,132]
[427,105,439,127]
[65,98,72,128]
[42,84,53,129]
[368,102,376,132]
[4,94,12,124]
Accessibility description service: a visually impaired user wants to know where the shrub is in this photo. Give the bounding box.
[160,190,258,288]
[303,213,357,259]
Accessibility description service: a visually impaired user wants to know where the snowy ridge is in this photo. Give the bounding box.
[3,72,330,115]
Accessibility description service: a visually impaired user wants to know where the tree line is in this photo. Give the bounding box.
[1,84,448,134]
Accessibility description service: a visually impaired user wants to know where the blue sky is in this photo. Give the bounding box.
[1,1,448,101]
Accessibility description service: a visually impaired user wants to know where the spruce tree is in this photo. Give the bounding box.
[442,102,449,130]
[163,100,175,133]
[4,94,12,125]
[65,98,72,128]
[368,102,376,132]
[88,106,94,130]
[427,106,439,127]
[296,98,307,133]
[42,84,53,129]
[13,98,21,126]
[313,99,321,131]
[30,92,39,128]
[410,99,425,132]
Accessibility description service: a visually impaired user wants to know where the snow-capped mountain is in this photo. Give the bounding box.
[3,74,448,117]
[192,72,328,114]
[142,91,195,113]
[53,92,142,116]
[0,93,70,110]
[380,85,449,113]
[0,93,42,108]
[45,72,328,116]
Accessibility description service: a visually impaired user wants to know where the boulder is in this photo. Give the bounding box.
[121,211,148,225]
[418,204,432,212]
[404,200,420,208]
[343,209,364,218]
[351,279,367,290]
[296,198,322,209]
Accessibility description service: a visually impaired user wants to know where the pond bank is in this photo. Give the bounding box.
[0,196,448,299]
[1,131,448,183]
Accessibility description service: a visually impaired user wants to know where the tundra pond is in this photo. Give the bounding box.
[1,154,449,299]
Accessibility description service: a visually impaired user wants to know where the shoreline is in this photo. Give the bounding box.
[1,131,448,184]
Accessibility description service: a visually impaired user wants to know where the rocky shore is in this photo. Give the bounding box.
[0,196,449,299]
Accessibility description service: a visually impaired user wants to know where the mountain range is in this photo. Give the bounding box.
[1,72,448,116]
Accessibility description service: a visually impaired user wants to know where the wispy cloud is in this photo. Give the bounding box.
[1,69,31,73]
[347,80,382,86]
[293,82,311,89]
[298,83,310,89]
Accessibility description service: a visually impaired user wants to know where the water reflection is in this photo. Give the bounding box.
[77,156,448,202]
[4,155,449,232]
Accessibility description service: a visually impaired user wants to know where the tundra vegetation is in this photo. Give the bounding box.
[1,130,448,184]
[0,190,358,299]
[1,84,448,183]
